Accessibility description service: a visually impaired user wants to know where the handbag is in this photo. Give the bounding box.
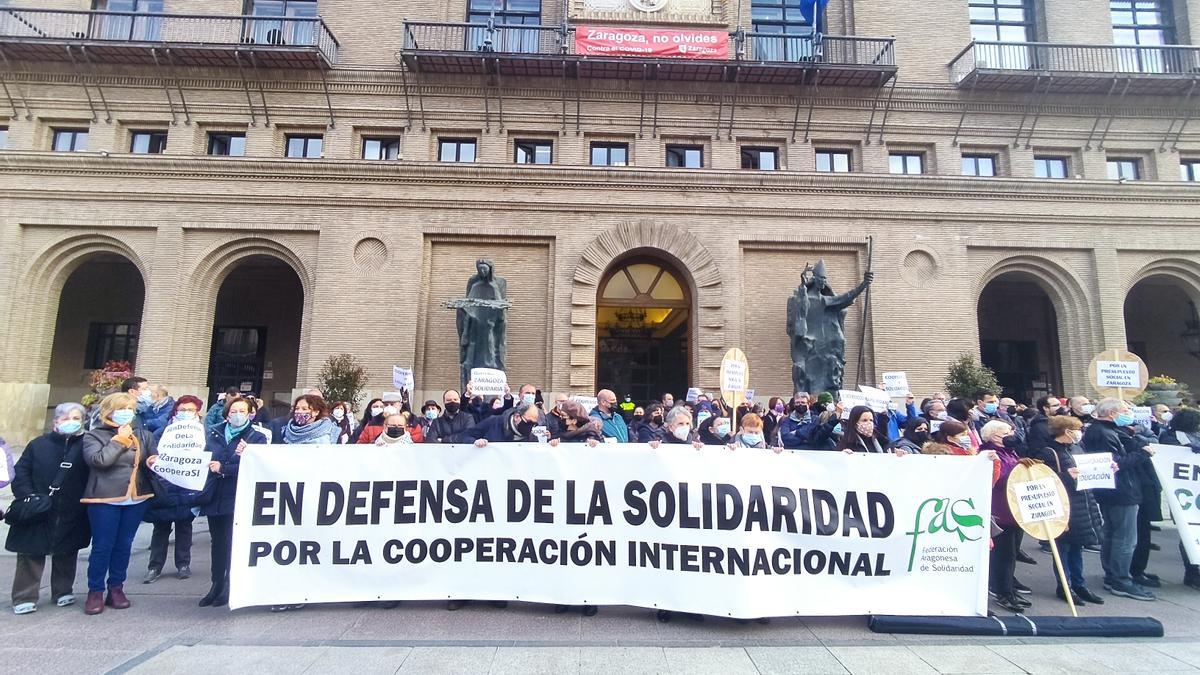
[4,443,81,526]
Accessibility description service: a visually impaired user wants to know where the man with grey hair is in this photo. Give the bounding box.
[1069,395,1096,426]
[590,389,628,443]
[1082,396,1157,601]
[143,385,175,434]
[464,401,542,447]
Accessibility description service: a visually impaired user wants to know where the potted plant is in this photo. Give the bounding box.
[81,360,133,408]
[1142,375,1189,407]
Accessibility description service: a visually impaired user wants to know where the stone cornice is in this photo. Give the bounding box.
[2,152,1200,204]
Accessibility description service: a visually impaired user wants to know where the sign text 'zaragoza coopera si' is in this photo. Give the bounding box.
[230,445,993,618]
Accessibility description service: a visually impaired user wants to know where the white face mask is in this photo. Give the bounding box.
[1081,404,1096,416]
[1069,430,1083,444]
[332,409,345,420]
[371,406,384,416]
[1161,412,1174,423]
[383,405,398,417]
[672,425,692,441]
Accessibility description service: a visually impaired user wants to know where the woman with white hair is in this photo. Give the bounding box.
[5,403,92,615]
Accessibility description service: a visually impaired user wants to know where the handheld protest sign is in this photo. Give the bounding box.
[1007,462,1075,616]
[1088,348,1147,402]
[721,348,749,434]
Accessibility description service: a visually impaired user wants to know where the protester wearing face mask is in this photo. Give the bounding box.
[1030,415,1106,607]
[465,402,543,447]
[975,419,1036,613]
[282,394,339,446]
[79,393,159,615]
[882,393,919,443]
[590,389,629,443]
[142,395,206,586]
[197,396,265,609]
[889,416,929,454]
[761,397,787,447]
[729,413,777,452]
[648,406,703,450]
[329,402,352,444]
[547,401,603,446]
[428,390,474,444]
[699,412,731,445]
[352,398,386,444]
[1082,397,1157,601]
[375,413,414,445]
[141,385,175,434]
[6,403,91,616]
[627,405,647,440]
[1069,396,1096,426]
[836,406,891,454]
[636,403,667,443]
[418,400,442,438]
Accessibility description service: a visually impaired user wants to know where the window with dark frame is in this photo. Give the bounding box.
[363,137,401,160]
[969,0,1035,42]
[741,146,778,170]
[1181,160,1200,181]
[0,126,7,149]
[1107,157,1142,180]
[514,139,553,164]
[888,152,924,175]
[815,149,852,172]
[285,134,323,158]
[207,132,246,156]
[665,144,704,169]
[962,154,998,177]
[439,138,477,162]
[85,322,140,369]
[1034,155,1069,178]
[467,0,541,24]
[129,130,167,154]
[751,0,813,33]
[52,128,89,152]
[590,142,628,166]
[1111,0,1175,47]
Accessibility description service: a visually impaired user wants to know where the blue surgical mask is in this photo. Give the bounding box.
[1114,413,1135,427]
[713,423,730,438]
[425,409,438,420]
[832,423,843,435]
[697,412,711,424]
[984,402,999,415]
[522,393,536,406]
[111,409,136,426]
[743,433,763,445]
[137,391,153,405]
[228,412,250,428]
[175,411,197,423]
[57,419,83,436]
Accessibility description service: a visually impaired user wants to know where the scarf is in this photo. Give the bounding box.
[284,416,336,445]
[225,421,250,443]
[376,429,412,445]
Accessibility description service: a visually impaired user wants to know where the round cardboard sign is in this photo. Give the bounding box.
[720,348,749,408]
[1006,462,1070,540]
[1087,348,1148,399]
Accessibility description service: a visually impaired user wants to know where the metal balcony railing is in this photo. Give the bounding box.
[950,40,1200,84]
[0,8,339,66]
[401,21,895,68]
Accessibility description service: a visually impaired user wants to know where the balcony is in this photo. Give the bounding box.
[949,41,1200,95]
[0,8,339,69]
[400,22,896,87]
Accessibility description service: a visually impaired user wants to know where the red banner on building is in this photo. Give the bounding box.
[575,26,729,59]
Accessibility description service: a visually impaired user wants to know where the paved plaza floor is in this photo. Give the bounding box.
[3,518,1200,673]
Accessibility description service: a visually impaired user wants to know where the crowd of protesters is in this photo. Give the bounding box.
[3,373,1199,621]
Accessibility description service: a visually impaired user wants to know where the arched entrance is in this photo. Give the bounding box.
[207,255,303,411]
[47,253,146,406]
[1125,274,1200,391]
[977,272,1064,402]
[596,256,691,403]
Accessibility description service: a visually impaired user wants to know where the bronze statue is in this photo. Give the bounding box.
[786,260,874,396]
[445,259,510,389]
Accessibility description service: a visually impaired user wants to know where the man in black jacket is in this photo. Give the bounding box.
[1024,396,1062,459]
[1083,397,1157,601]
[427,389,475,444]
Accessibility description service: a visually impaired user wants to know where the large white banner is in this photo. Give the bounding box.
[230,444,993,617]
[1151,443,1200,564]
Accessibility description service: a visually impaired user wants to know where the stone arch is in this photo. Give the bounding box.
[974,254,1098,397]
[1123,257,1200,301]
[571,220,724,391]
[1122,257,1200,388]
[176,237,315,387]
[8,233,149,381]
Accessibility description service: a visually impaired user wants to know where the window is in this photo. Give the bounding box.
[439,138,477,162]
[969,0,1035,69]
[741,146,778,170]
[962,154,997,177]
[1034,155,1068,178]
[1107,158,1142,180]
[247,0,318,46]
[752,0,813,33]
[591,142,628,167]
[1181,160,1200,181]
[52,128,89,152]
[129,130,167,154]
[363,137,401,160]
[889,152,924,175]
[467,0,540,24]
[815,149,852,172]
[285,134,322,158]
[665,144,704,169]
[1112,0,1175,72]
[92,0,163,41]
[514,139,552,164]
[85,322,139,369]
[207,132,246,156]
[0,126,7,149]
[467,0,540,52]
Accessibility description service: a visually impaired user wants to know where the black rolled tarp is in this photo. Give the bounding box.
[868,615,1163,638]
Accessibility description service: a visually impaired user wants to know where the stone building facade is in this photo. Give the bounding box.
[1,0,1199,443]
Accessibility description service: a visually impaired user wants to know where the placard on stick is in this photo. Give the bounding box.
[1007,462,1076,616]
[470,368,507,397]
[720,348,749,408]
[1087,348,1147,400]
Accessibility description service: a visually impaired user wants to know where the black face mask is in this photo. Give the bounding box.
[651,415,663,425]
[1055,407,1069,416]
[1002,435,1020,449]
[444,402,460,415]
[516,420,535,437]
[1006,406,1018,417]
[911,431,930,445]
[385,427,405,439]
[633,414,644,421]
